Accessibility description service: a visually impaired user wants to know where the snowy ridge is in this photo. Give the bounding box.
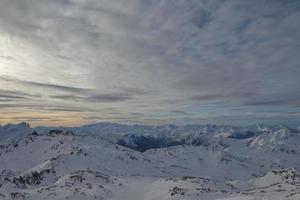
[0,123,31,145]
[0,123,299,199]
[1,122,299,151]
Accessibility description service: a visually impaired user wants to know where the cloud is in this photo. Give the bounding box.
[0,0,299,125]
[0,76,91,93]
[245,99,300,107]
[0,89,40,102]
[0,116,55,121]
[171,110,187,115]
[0,103,85,112]
[189,91,256,102]
[48,85,148,103]
[50,93,131,103]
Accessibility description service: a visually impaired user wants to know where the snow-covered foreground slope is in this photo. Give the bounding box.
[0,123,299,199]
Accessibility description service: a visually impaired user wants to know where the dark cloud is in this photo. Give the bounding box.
[41,107,86,112]
[0,89,39,98]
[84,116,133,120]
[49,86,147,103]
[189,91,257,102]
[50,93,131,103]
[0,103,86,112]
[0,76,91,93]
[0,89,41,103]
[171,110,187,115]
[245,99,300,107]
[24,80,90,93]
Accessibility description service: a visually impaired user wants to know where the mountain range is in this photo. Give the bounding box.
[0,122,299,199]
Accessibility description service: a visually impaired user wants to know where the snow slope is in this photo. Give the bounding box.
[0,123,299,199]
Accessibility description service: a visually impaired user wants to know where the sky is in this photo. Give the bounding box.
[0,0,299,127]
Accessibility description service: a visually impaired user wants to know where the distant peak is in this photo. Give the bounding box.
[17,122,31,128]
[2,122,31,129]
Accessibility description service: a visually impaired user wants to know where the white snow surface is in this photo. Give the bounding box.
[0,123,299,199]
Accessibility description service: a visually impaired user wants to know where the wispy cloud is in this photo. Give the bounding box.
[50,93,131,103]
[245,99,300,107]
[0,0,299,125]
[0,76,91,93]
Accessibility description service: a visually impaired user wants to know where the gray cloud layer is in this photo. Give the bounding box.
[0,0,299,125]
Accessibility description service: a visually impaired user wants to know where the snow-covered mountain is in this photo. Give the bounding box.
[0,123,299,199]
[2,122,299,151]
[0,123,31,145]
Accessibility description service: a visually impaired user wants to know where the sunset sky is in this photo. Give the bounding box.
[0,0,299,127]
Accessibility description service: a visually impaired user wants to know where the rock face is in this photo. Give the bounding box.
[0,124,299,200]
